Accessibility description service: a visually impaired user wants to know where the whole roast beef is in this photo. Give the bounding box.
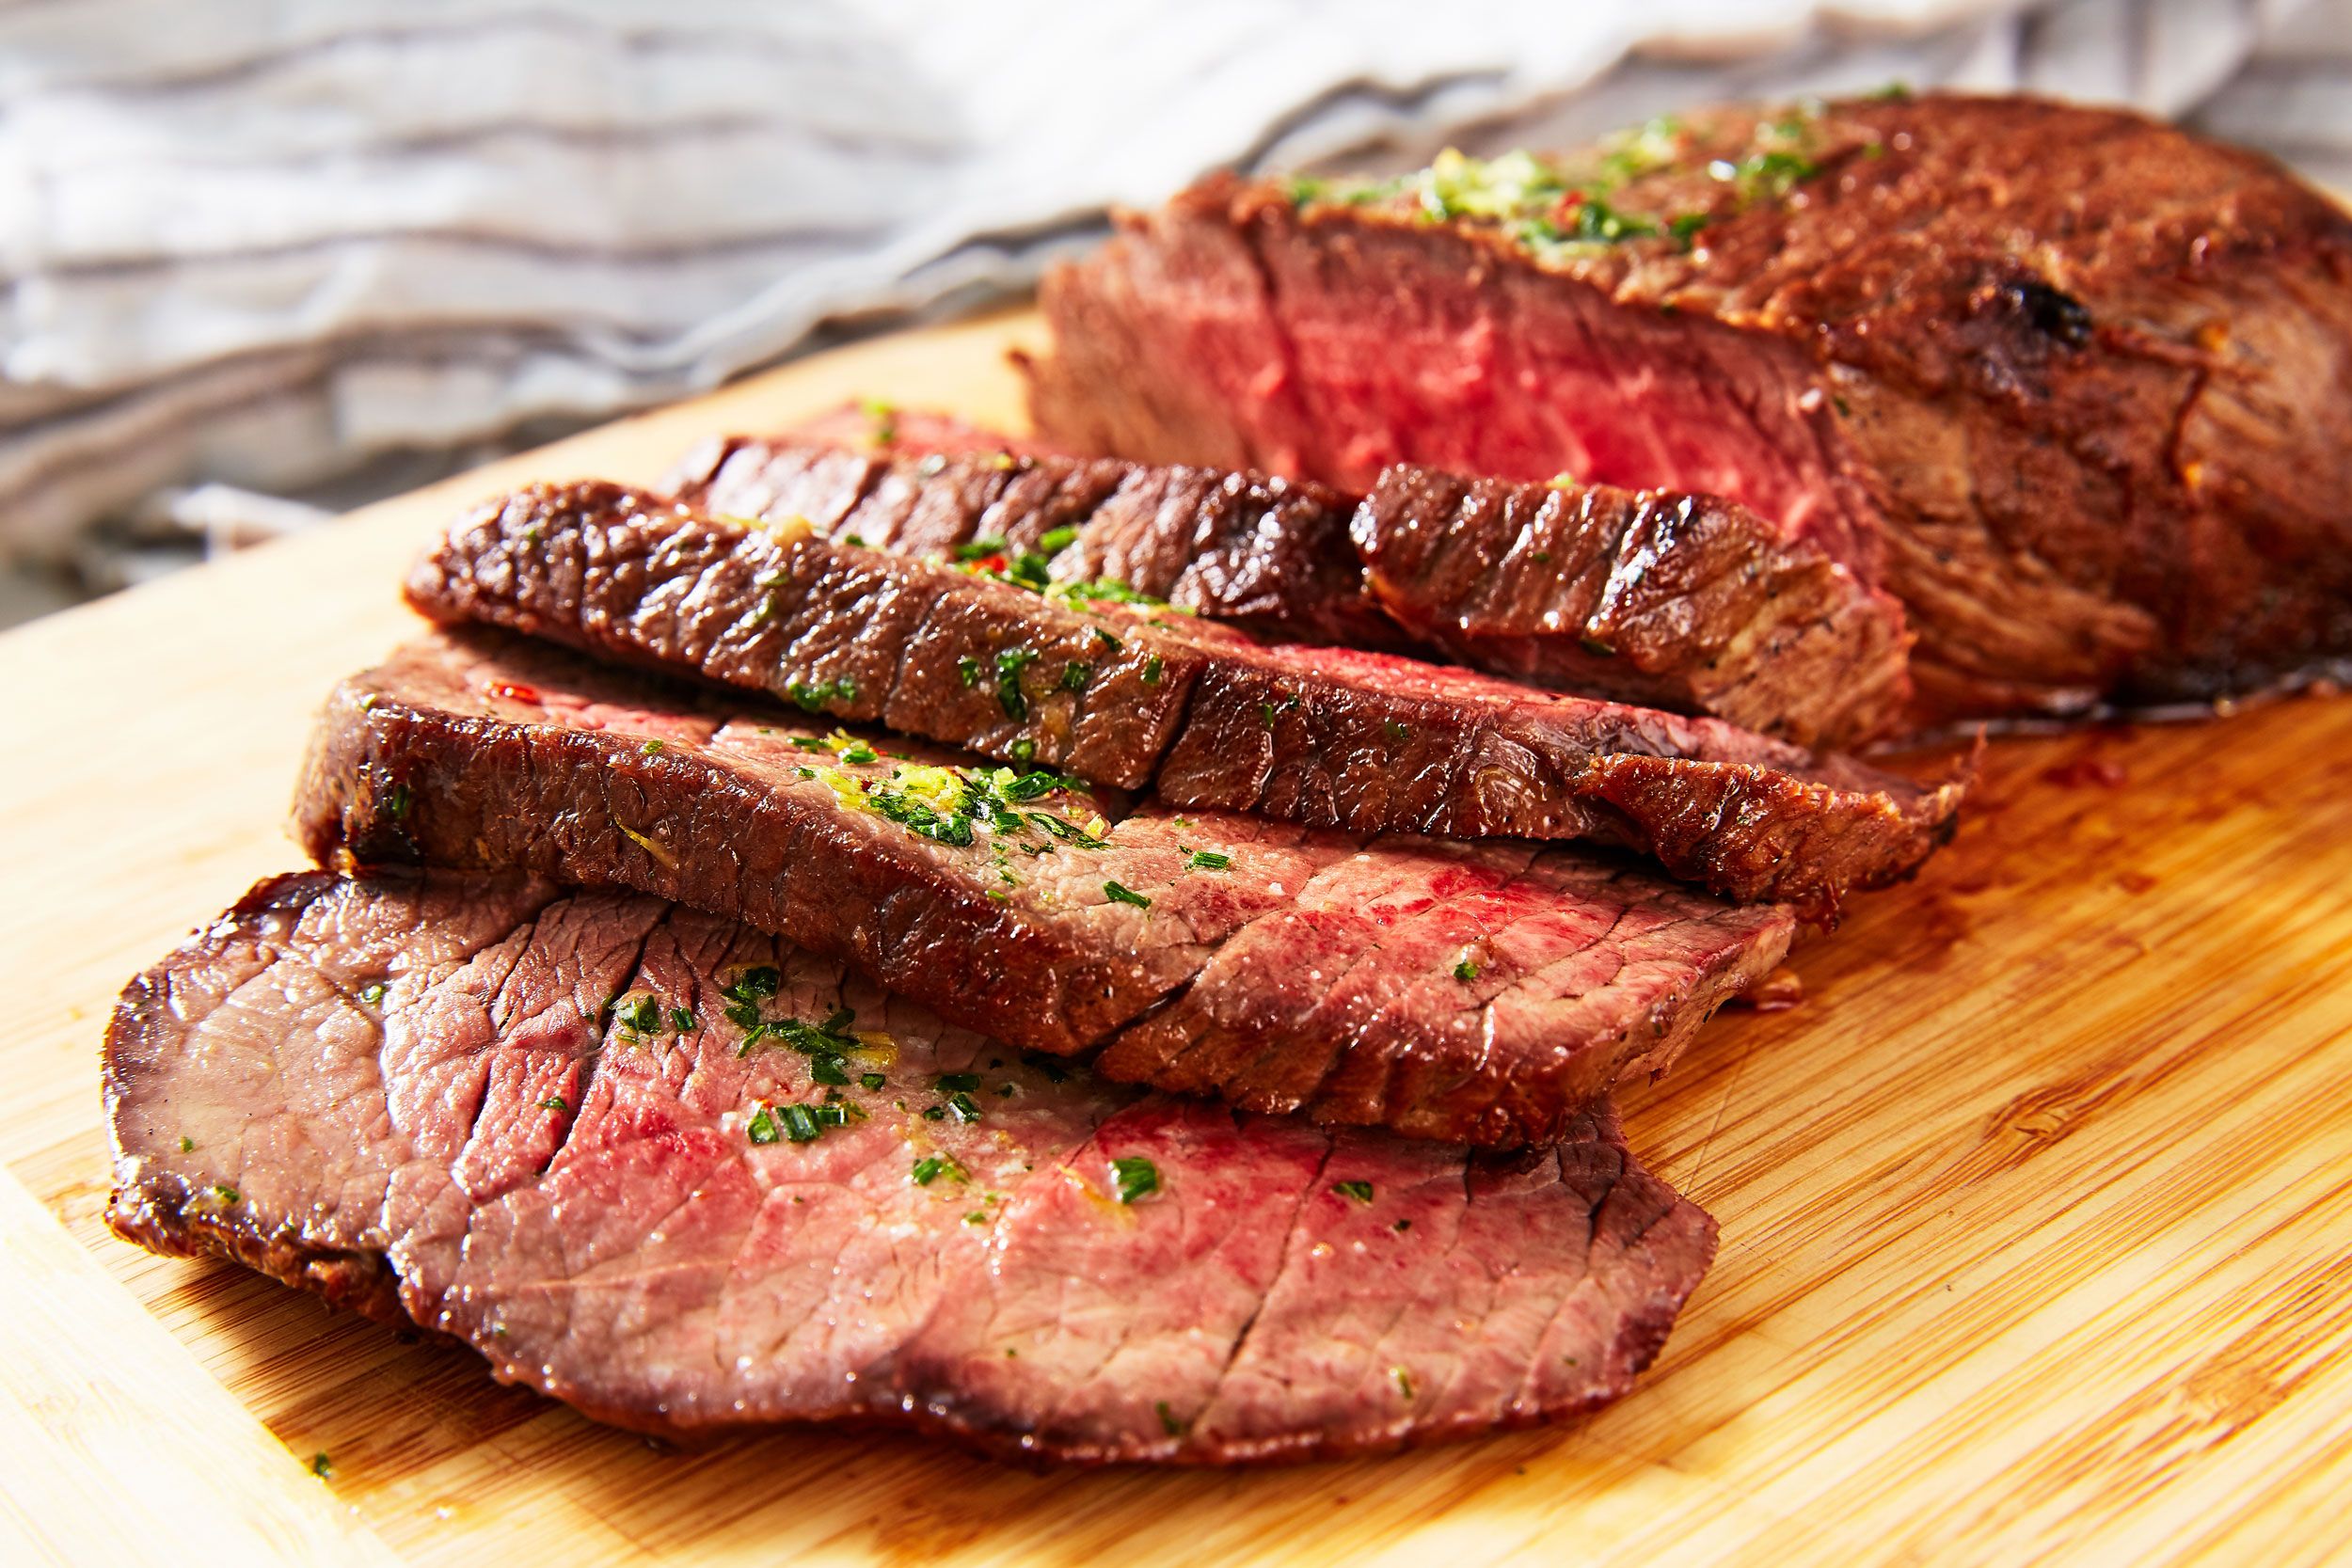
[1024,92,2352,727]
[297,627,1796,1147]
[104,869,1716,1463]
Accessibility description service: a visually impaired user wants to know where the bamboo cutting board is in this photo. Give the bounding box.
[3,309,2349,1568]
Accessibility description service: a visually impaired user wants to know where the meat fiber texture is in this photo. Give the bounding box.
[103,868,1717,1464]
[404,480,1965,916]
[296,628,1795,1148]
[671,426,1912,750]
[1025,92,2352,730]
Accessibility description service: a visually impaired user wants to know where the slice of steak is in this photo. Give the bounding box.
[1023,94,2352,730]
[1353,466,1911,749]
[672,428,1909,748]
[668,431,1406,653]
[295,628,1796,1147]
[405,480,1964,911]
[105,868,1718,1463]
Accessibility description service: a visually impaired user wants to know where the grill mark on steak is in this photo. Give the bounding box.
[104,869,1716,1463]
[675,426,1910,749]
[1025,93,2352,729]
[295,628,1796,1148]
[406,481,1963,911]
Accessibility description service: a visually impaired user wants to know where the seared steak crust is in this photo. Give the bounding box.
[1354,465,1910,747]
[672,432,1404,653]
[675,432,1909,748]
[105,870,1717,1463]
[405,481,1964,912]
[1025,93,2352,727]
[295,629,1796,1146]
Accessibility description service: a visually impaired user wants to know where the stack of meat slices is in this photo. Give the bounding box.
[108,436,1961,1460]
[110,85,2352,1465]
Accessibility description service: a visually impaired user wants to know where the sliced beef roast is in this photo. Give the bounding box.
[296,628,1795,1147]
[1024,93,2352,728]
[670,430,1910,748]
[105,868,1717,1463]
[405,480,1964,912]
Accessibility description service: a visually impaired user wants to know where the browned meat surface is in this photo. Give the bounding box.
[296,629,1796,1147]
[104,869,1717,1463]
[1025,93,2352,729]
[405,481,1966,913]
[673,431,1910,748]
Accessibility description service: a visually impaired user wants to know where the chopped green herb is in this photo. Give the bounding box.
[1394,1367,1416,1401]
[1112,1156,1160,1204]
[747,1105,782,1144]
[613,993,661,1036]
[946,1091,983,1123]
[936,1071,982,1092]
[1157,1400,1184,1436]
[1867,80,1913,102]
[539,1095,568,1113]
[1010,738,1037,763]
[1454,958,1480,982]
[1092,626,1121,650]
[954,536,1008,561]
[358,980,388,1006]
[912,1153,970,1186]
[781,1103,823,1143]
[178,1135,194,1153]
[386,782,413,819]
[809,1053,850,1086]
[786,677,856,711]
[310,1452,334,1480]
[210,1183,240,1204]
[963,1211,990,1225]
[859,1071,887,1091]
[1383,719,1411,743]
[669,1006,696,1033]
[641,738,666,755]
[861,396,898,445]
[958,656,982,688]
[1104,880,1152,910]
[994,647,1038,721]
[1142,655,1164,686]
[1334,1180,1375,1203]
[1036,525,1080,554]
[1058,661,1091,692]
[1186,849,1231,871]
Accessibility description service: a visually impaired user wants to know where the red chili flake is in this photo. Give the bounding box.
[488,682,542,704]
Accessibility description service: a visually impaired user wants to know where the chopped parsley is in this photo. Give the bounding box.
[385,781,412,819]
[1112,1156,1160,1204]
[1186,849,1231,871]
[945,1091,983,1123]
[670,1006,696,1033]
[310,1452,334,1480]
[1454,958,1480,982]
[1141,654,1164,686]
[994,647,1038,720]
[1157,1401,1184,1436]
[1103,880,1152,910]
[1036,525,1080,554]
[957,656,982,688]
[1334,1180,1375,1204]
[178,1135,194,1153]
[539,1095,568,1113]
[357,981,388,1006]
[1058,660,1091,692]
[912,1153,969,1186]
[641,738,666,755]
[612,993,661,1037]
[747,1105,782,1144]
[860,1071,887,1091]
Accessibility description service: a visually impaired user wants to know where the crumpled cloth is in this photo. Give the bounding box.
[0,0,2338,560]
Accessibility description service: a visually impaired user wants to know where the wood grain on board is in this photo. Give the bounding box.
[1,309,2347,1567]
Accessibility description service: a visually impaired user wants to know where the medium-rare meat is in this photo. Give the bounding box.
[104,868,1717,1463]
[295,628,1796,1147]
[1024,93,2352,728]
[406,480,1964,912]
[670,431,1910,748]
